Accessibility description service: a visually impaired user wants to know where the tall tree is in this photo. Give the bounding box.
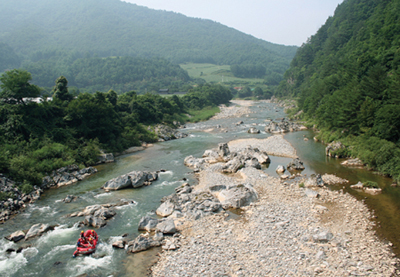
[0,69,40,105]
[53,76,73,102]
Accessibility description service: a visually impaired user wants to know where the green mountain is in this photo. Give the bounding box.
[0,0,297,91]
[277,0,400,179]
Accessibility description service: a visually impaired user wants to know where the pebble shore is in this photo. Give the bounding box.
[151,101,399,276]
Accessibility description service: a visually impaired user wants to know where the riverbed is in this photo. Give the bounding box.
[0,100,399,276]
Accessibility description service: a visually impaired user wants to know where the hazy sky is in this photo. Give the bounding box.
[123,0,343,46]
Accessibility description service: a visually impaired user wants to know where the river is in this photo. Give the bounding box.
[0,101,398,276]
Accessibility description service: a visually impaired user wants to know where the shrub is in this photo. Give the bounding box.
[363,181,379,189]
[21,181,33,194]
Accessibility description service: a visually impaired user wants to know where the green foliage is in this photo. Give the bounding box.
[181,84,232,110]
[0,73,233,187]
[0,191,14,201]
[277,0,400,182]
[53,76,73,102]
[186,106,220,123]
[0,69,40,105]
[230,64,266,78]
[20,181,33,194]
[23,56,191,93]
[363,181,379,189]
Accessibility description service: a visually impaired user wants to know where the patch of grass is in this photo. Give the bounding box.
[186,106,220,122]
[180,63,267,88]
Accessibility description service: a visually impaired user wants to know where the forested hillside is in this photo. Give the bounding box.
[23,56,192,93]
[0,0,297,91]
[277,0,400,180]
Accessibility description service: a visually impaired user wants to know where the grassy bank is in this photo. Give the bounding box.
[186,106,220,123]
[314,129,400,183]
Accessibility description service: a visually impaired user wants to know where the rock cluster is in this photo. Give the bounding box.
[102,171,158,191]
[341,158,364,167]
[149,124,188,142]
[211,101,252,120]
[151,166,398,277]
[325,141,346,157]
[350,182,383,195]
[0,165,98,223]
[68,200,135,228]
[184,143,270,173]
[0,176,43,222]
[264,118,307,133]
[42,165,98,188]
[97,152,115,164]
[5,223,55,242]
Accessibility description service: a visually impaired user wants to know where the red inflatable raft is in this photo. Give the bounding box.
[72,230,99,257]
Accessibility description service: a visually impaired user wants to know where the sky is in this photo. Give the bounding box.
[123,0,343,46]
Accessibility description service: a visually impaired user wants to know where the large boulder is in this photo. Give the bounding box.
[217,183,258,209]
[84,215,107,228]
[217,143,230,159]
[5,230,25,242]
[102,175,131,190]
[247,127,260,134]
[304,174,325,187]
[138,216,159,232]
[93,207,116,219]
[156,200,175,217]
[25,223,52,240]
[97,153,115,164]
[82,204,102,216]
[184,155,207,169]
[102,171,158,190]
[325,141,345,157]
[221,157,244,173]
[126,171,148,188]
[276,165,285,173]
[63,195,77,203]
[240,146,270,164]
[156,219,177,234]
[341,158,364,167]
[112,240,126,249]
[202,149,220,164]
[287,158,305,171]
[127,234,163,253]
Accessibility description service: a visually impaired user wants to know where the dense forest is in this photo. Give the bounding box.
[277,0,400,181]
[23,56,193,93]
[0,69,232,195]
[0,0,297,92]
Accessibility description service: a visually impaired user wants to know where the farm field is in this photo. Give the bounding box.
[180,63,266,88]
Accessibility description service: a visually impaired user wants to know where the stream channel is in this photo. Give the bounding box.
[0,101,399,277]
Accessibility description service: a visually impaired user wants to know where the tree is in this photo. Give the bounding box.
[0,69,40,105]
[53,76,73,102]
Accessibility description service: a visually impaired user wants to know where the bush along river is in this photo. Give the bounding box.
[0,100,399,276]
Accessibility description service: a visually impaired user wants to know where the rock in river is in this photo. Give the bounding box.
[102,170,158,190]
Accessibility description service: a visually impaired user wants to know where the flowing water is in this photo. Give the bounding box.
[0,101,399,277]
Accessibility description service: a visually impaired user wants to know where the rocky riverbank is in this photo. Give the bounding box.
[151,136,399,276]
[211,100,253,120]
